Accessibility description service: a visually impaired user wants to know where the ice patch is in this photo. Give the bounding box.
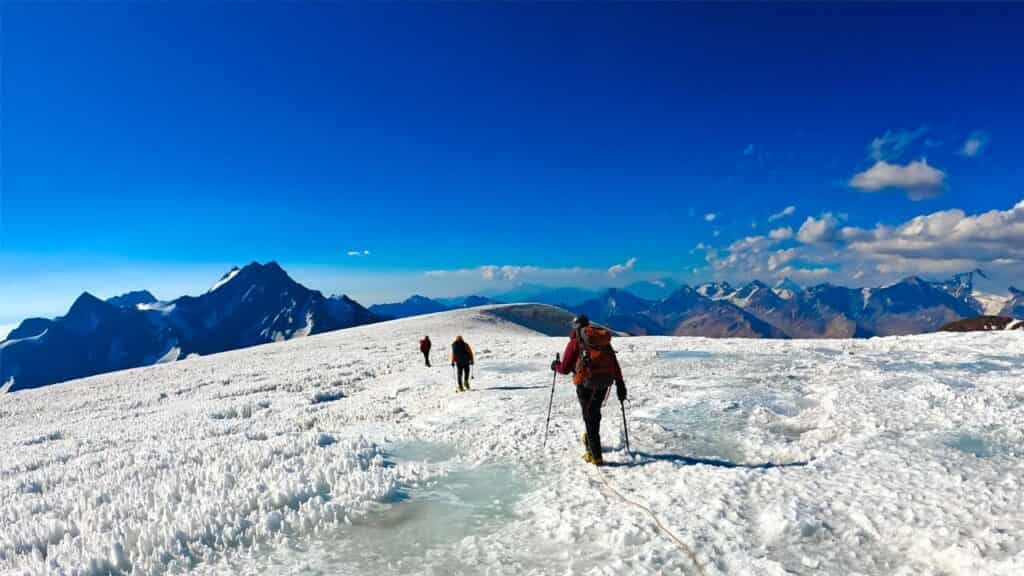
[247,441,530,575]
[942,433,1015,459]
[480,360,540,374]
[655,350,715,360]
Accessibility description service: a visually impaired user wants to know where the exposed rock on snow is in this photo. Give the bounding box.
[940,315,1024,332]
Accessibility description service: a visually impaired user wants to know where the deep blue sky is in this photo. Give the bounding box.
[3,3,1023,325]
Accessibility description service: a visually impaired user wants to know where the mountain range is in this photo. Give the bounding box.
[360,270,1022,339]
[3,264,1021,392]
[0,262,378,392]
[369,295,499,319]
[562,271,1017,338]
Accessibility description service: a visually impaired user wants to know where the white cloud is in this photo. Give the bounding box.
[425,260,646,287]
[608,257,638,278]
[769,226,794,241]
[772,266,833,281]
[705,213,717,222]
[347,250,371,257]
[868,127,927,161]
[797,213,839,244]
[699,199,1024,288]
[768,248,799,271]
[841,200,1024,264]
[958,130,988,158]
[849,159,946,200]
[767,206,796,222]
[479,265,542,282]
[728,235,774,253]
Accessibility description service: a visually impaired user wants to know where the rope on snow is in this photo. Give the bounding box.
[591,466,708,576]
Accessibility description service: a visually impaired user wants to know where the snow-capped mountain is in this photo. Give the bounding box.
[773,277,803,299]
[0,292,178,393]
[855,276,980,335]
[569,273,998,339]
[369,295,451,319]
[623,277,680,301]
[726,281,859,338]
[5,317,53,340]
[653,286,787,338]
[573,289,663,335]
[490,284,600,307]
[459,295,498,308]
[167,261,378,354]
[934,269,982,300]
[1000,286,1024,318]
[695,281,735,300]
[0,262,379,391]
[106,290,158,309]
[370,295,500,320]
[573,286,786,338]
[3,267,1017,391]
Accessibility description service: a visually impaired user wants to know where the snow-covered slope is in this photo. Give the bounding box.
[2,305,1023,575]
[975,291,1012,316]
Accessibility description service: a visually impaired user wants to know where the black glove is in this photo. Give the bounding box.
[550,360,560,372]
[616,381,627,402]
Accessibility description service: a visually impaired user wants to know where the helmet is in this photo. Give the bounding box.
[572,315,590,329]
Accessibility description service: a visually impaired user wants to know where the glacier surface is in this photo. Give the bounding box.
[1,306,1022,575]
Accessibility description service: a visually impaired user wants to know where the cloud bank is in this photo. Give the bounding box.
[700,199,1024,288]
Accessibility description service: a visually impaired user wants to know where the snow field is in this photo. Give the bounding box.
[1,306,1023,575]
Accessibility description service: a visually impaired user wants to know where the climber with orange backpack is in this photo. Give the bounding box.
[551,315,627,466]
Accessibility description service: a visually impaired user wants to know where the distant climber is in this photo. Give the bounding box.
[451,335,474,392]
[420,335,432,367]
[551,315,626,466]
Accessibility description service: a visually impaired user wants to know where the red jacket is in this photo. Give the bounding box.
[420,338,431,353]
[555,330,623,383]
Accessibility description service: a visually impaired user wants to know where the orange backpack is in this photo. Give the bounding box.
[574,325,617,388]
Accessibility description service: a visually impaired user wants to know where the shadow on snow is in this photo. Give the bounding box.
[606,451,809,470]
[481,385,550,391]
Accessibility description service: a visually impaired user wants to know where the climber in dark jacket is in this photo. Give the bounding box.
[450,336,474,392]
[420,336,431,367]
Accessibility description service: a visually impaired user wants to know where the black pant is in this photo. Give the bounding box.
[577,385,609,458]
[456,364,471,389]
[422,350,431,366]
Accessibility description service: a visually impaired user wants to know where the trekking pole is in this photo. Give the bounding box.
[620,399,632,456]
[542,353,560,449]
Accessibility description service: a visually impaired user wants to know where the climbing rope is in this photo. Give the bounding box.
[591,465,708,576]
